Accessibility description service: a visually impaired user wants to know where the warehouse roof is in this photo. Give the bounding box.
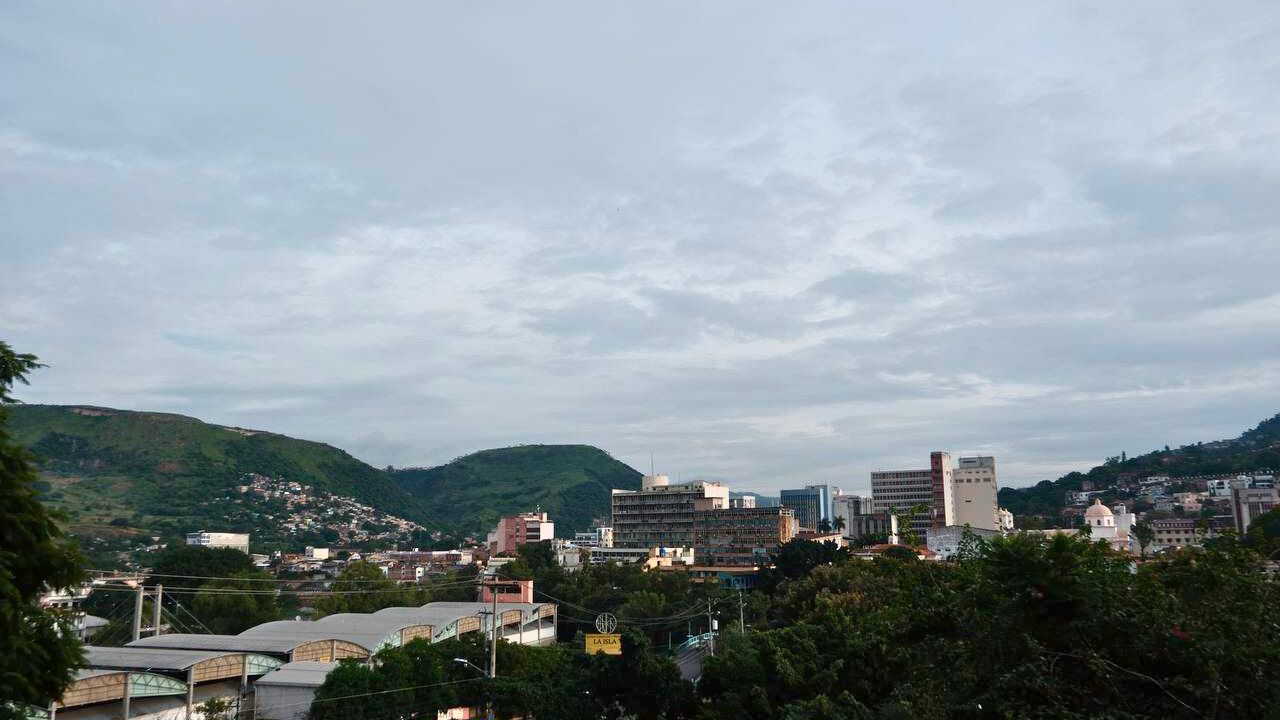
[83,646,281,676]
[239,619,427,652]
[127,633,331,655]
[84,646,240,671]
[254,661,338,688]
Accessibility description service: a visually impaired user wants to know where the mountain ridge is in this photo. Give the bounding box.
[999,412,1280,522]
[5,405,641,554]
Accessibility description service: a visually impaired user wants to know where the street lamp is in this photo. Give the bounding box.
[452,658,487,677]
[453,658,494,720]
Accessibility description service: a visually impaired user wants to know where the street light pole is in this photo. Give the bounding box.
[453,658,495,720]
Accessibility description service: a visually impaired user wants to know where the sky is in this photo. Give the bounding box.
[3,2,1279,496]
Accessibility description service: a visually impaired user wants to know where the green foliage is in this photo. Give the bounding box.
[192,572,280,634]
[0,343,86,716]
[1132,520,1156,558]
[389,444,642,535]
[763,538,852,587]
[315,561,423,616]
[311,633,690,720]
[698,533,1280,719]
[148,544,257,588]
[9,406,645,549]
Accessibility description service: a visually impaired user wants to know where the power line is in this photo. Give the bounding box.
[91,569,480,585]
[255,677,486,712]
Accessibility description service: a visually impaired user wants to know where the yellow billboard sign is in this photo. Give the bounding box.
[585,633,622,655]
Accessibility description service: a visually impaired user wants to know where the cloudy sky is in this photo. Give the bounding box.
[3,3,1279,495]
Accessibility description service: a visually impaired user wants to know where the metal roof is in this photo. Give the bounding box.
[83,646,281,678]
[238,620,415,652]
[254,661,338,688]
[72,668,120,681]
[84,646,239,672]
[127,633,317,655]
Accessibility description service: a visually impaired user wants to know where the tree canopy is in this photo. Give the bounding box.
[0,342,85,717]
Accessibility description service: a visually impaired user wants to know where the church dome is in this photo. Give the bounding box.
[1084,498,1113,519]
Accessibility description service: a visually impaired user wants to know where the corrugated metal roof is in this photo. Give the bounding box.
[127,633,309,654]
[254,661,338,688]
[83,646,236,671]
[73,668,122,681]
[239,621,399,651]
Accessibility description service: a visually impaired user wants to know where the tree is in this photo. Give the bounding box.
[192,572,280,634]
[148,544,256,589]
[817,518,833,533]
[315,561,415,615]
[1131,521,1155,558]
[0,343,86,716]
[832,515,846,533]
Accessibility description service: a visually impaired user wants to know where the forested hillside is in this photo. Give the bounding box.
[7,406,641,556]
[999,413,1280,521]
[388,444,642,536]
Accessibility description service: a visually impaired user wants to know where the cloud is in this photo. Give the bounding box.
[3,1,1280,496]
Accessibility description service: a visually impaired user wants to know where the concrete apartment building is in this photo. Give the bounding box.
[185,531,250,554]
[487,511,555,555]
[1231,485,1278,534]
[611,474,797,567]
[952,456,1000,531]
[692,506,798,566]
[612,475,731,548]
[780,485,832,531]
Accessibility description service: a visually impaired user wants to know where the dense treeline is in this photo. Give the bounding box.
[312,530,1280,719]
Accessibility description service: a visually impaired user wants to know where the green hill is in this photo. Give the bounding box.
[6,404,424,541]
[7,405,640,553]
[999,412,1280,522]
[388,444,642,537]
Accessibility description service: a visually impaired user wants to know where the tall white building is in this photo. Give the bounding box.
[952,456,999,531]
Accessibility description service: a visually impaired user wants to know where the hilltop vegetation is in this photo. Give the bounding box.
[6,405,422,547]
[389,444,641,536]
[7,405,639,558]
[1000,413,1280,522]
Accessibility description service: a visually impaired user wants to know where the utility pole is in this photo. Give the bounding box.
[132,584,144,642]
[489,582,498,680]
[706,599,715,656]
[738,590,745,633]
[152,584,163,637]
[485,580,500,720]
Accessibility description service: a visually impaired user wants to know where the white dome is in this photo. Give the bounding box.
[1083,498,1113,519]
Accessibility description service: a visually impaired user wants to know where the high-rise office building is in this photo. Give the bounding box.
[692,507,798,566]
[611,475,730,548]
[872,452,969,536]
[780,484,832,531]
[871,468,934,535]
[952,456,999,530]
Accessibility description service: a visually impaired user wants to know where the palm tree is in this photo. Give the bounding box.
[833,516,846,533]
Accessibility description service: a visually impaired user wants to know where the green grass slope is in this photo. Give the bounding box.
[7,404,424,534]
[389,444,642,536]
[999,412,1280,522]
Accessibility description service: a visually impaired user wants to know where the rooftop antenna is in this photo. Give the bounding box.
[650,453,655,476]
